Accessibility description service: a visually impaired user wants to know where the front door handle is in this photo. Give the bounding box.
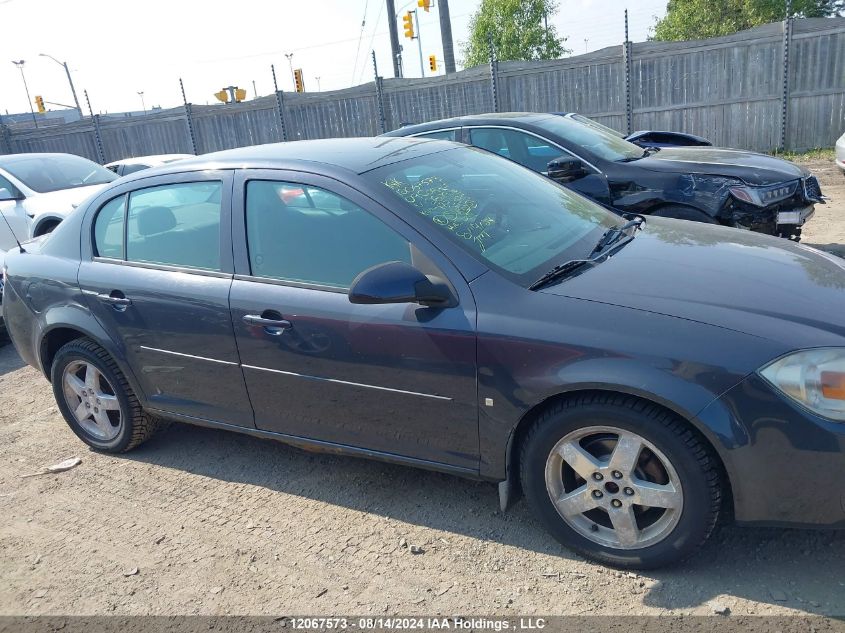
[243,314,292,330]
[97,291,132,310]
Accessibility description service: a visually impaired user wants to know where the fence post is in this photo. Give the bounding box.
[779,0,793,151]
[488,33,499,113]
[623,9,633,135]
[180,78,199,155]
[372,50,387,134]
[84,90,106,164]
[0,113,13,155]
[271,64,289,142]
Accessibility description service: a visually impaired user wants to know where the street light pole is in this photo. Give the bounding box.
[11,60,37,128]
[39,53,82,118]
[285,53,295,89]
[137,91,146,114]
[315,76,321,92]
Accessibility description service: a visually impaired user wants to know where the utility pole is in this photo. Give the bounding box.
[315,76,321,92]
[438,0,456,73]
[137,91,146,115]
[39,53,82,118]
[385,0,402,77]
[413,10,424,77]
[253,80,258,98]
[11,60,38,128]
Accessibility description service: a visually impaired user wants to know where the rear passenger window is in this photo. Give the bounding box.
[93,195,126,259]
[416,129,458,141]
[126,182,222,270]
[245,181,411,288]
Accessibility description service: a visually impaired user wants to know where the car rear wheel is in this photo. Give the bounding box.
[649,205,717,224]
[51,338,163,452]
[520,393,721,569]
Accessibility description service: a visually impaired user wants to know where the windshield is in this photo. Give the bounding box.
[568,114,626,139]
[364,146,618,286]
[537,115,644,162]
[2,154,117,193]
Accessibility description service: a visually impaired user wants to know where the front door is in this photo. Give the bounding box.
[78,172,254,427]
[467,126,613,206]
[229,170,479,470]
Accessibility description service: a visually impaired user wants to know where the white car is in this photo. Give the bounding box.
[105,153,193,177]
[836,131,845,176]
[0,153,117,250]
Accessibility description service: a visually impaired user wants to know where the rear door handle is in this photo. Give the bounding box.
[97,292,132,306]
[242,314,292,330]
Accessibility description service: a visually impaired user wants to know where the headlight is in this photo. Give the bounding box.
[759,348,845,421]
[729,181,799,207]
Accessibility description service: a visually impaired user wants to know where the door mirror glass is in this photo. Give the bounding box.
[349,261,453,307]
[547,156,587,183]
[0,187,23,201]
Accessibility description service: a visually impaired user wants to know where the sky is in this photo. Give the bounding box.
[0,0,667,116]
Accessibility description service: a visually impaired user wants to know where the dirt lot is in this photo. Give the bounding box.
[1,158,844,618]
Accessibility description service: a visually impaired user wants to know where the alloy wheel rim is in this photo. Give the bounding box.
[62,361,122,441]
[544,425,684,550]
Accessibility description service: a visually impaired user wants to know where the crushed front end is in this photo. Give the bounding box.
[724,175,824,240]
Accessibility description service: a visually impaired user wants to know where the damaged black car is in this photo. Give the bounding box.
[385,112,824,240]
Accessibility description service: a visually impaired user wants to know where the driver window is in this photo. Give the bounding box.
[245,181,412,289]
[469,128,565,174]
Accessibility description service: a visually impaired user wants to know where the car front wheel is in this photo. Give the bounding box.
[51,337,163,452]
[520,393,722,569]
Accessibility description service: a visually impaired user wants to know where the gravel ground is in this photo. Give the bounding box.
[0,158,843,618]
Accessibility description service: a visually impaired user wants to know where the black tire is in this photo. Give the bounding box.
[649,205,718,224]
[519,392,721,569]
[51,337,163,452]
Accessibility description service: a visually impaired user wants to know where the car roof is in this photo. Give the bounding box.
[117,137,457,183]
[0,152,91,166]
[383,112,557,136]
[104,154,194,167]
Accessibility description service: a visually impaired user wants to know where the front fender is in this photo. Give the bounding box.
[479,355,755,482]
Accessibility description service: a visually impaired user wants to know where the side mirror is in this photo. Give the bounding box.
[349,261,453,307]
[0,187,23,202]
[547,156,587,183]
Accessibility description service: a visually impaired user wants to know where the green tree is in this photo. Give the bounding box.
[462,0,569,68]
[653,0,844,41]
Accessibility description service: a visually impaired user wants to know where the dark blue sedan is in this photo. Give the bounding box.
[3,138,844,569]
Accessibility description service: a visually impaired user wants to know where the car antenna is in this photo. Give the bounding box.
[0,212,26,253]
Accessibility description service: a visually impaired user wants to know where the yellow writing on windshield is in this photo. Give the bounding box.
[384,175,495,251]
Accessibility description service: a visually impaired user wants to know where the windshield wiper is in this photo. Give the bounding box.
[528,216,645,291]
[528,259,595,290]
[619,146,661,162]
[590,215,645,256]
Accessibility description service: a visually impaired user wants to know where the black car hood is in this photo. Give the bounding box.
[541,217,845,348]
[633,147,808,185]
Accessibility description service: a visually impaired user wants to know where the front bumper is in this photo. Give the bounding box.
[697,373,845,528]
[777,205,815,226]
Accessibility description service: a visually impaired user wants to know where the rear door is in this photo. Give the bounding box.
[78,171,255,427]
[228,169,479,470]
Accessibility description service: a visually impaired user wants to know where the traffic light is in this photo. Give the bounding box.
[402,11,415,39]
[34,95,45,113]
[417,0,431,11]
[214,90,229,103]
[429,55,437,72]
[294,68,304,93]
[234,88,247,102]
